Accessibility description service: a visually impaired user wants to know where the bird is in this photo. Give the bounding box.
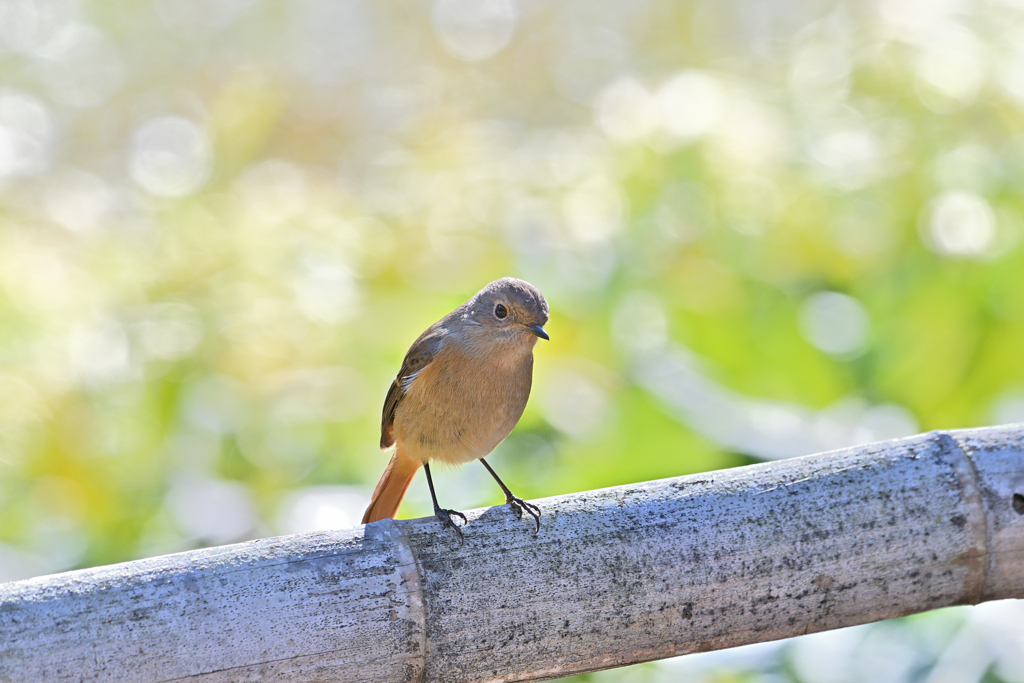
[361,277,549,538]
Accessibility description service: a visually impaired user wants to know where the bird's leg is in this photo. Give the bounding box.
[480,458,541,534]
[424,463,466,541]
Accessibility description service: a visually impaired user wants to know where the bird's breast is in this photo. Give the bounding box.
[392,347,534,466]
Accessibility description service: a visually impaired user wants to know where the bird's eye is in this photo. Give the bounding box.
[494,303,508,319]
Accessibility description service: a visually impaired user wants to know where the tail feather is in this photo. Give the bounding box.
[362,447,422,524]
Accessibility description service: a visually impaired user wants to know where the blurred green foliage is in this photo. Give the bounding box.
[1,0,1023,680]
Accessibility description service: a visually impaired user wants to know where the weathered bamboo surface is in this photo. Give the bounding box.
[1,426,1022,683]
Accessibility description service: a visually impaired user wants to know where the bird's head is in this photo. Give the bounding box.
[463,277,549,346]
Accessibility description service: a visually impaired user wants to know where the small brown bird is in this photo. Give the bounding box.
[361,277,549,537]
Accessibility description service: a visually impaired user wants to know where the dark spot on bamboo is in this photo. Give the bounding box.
[1013,493,1024,515]
[812,574,834,589]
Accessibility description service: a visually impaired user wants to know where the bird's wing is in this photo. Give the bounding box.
[380,325,447,450]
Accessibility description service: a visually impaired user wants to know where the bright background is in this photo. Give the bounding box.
[1,0,1023,680]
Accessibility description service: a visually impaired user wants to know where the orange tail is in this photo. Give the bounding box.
[362,446,422,524]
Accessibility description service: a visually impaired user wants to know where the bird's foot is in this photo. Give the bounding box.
[506,495,542,534]
[434,507,467,542]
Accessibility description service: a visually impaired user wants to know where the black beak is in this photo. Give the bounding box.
[527,324,549,340]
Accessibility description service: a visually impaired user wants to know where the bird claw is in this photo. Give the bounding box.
[507,495,542,534]
[435,507,467,542]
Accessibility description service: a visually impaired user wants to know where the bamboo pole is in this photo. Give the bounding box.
[1,426,1022,683]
